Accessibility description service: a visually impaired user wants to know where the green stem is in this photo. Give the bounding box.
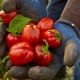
[0,17,2,22]
[48,30,61,40]
[3,70,11,80]
[42,39,49,53]
[2,56,9,64]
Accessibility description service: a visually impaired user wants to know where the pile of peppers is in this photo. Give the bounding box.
[0,11,61,66]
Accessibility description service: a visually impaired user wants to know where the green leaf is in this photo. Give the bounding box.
[0,0,3,10]
[0,17,2,22]
[7,15,32,36]
[0,0,3,4]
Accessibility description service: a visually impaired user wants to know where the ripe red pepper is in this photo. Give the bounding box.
[37,17,54,31]
[41,29,61,48]
[21,24,40,45]
[34,40,53,66]
[0,10,17,24]
[28,21,36,26]
[6,33,21,48]
[9,42,34,65]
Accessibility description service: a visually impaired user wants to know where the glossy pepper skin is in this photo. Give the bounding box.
[6,33,20,48]
[34,40,53,66]
[9,42,34,65]
[0,10,17,24]
[37,17,54,31]
[21,24,40,45]
[41,29,61,48]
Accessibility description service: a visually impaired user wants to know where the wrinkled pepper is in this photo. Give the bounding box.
[9,42,34,65]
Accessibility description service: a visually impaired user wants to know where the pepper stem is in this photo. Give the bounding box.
[2,56,9,64]
[49,30,61,40]
[54,33,61,40]
[42,39,49,53]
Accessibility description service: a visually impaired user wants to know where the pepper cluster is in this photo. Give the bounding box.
[0,10,61,67]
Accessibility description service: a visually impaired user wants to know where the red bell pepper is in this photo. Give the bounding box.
[37,17,54,31]
[41,29,61,48]
[9,42,34,65]
[21,24,40,45]
[6,33,20,48]
[0,10,17,24]
[34,40,53,66]
[28,21,36,26]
